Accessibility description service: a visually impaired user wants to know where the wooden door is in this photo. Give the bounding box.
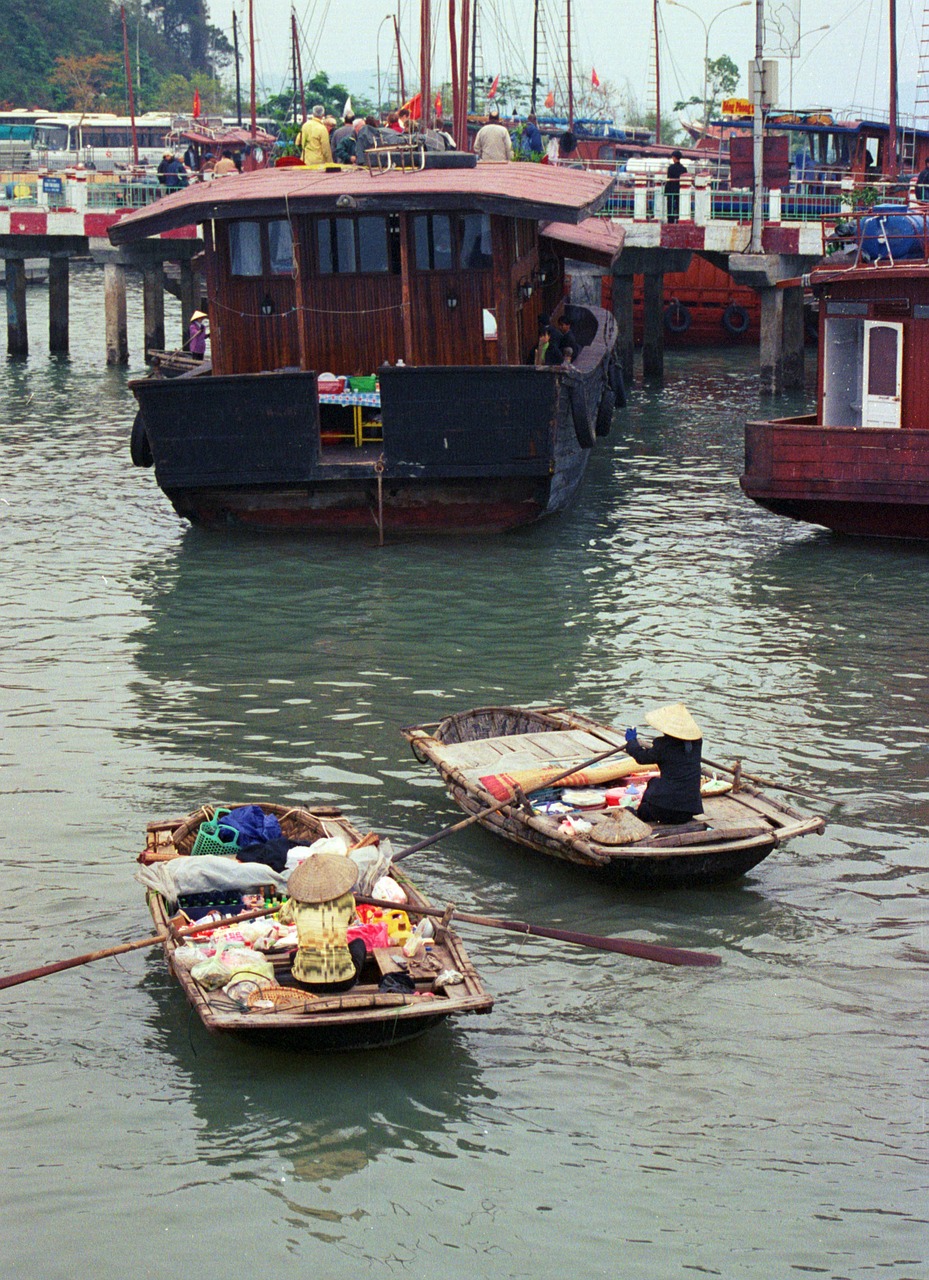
[861,321,903,428]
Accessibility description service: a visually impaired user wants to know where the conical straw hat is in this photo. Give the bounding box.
[286,853,356,904]
[644,702,701,741]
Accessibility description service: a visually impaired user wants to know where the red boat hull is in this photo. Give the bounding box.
[742,419,929,539]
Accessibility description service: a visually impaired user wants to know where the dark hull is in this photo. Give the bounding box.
[742,420,929,540]
[131,318,615,536]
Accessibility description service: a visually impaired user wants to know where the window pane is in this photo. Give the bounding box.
[868,326,898,397]
[432,215,453,269]
[413,215,430,269]
[268,219,293,275]
[229,221,263,275]
[317,220,333,273]
[462,213,493,268]
[335,219,356,272]
[358,216,388,271]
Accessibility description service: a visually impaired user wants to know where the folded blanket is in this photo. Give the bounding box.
[480,758,657,802]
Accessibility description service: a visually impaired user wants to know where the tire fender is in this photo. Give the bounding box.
[130,411,154,468]
[596,385,616,437]
[722,303,750,335]
[608,358,627,407]
[664,301,692,333]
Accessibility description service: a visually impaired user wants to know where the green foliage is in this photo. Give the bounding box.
[260,74,375,129]
[673,52,741,124]
[155,71,230,115]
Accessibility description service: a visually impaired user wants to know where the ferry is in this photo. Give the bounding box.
[741,206,929,539]
[109,149,623,537]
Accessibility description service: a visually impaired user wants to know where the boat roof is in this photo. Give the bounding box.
[108,163,617,244]
[541,218,624,267]
[177,125,276,147]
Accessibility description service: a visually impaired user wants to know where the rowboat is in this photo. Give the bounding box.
[138,802,493,1050]
[402,706,825,888]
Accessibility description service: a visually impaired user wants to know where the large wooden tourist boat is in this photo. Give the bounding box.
[741,208,929,538]
[403,705,824,888]
[110,157,623,536]
[139,801,493,1050]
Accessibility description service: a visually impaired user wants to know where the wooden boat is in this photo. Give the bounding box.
[109,158,623,536]
[140,801,493,1050]
[403,706,825,888]
[741,208,929,538]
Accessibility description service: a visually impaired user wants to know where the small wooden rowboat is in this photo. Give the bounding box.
[140,802,493,1051]
[402,706,826,888]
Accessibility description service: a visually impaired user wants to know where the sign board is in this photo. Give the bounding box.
[42,176,63,195]
[729,135,791,189]
[721,98,753,117]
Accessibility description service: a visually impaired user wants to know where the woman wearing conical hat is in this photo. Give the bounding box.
[623,703,703,825]
[278,853,366,994]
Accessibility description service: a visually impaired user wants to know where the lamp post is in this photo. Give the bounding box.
[376,14,393,111]
[668,0,750,139]
[786,25,829,109]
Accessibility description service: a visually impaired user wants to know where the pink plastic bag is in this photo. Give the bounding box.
[347,921,390,951]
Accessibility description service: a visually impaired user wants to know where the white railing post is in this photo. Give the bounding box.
[633,173,648,221]
[680,177,693,223]
[693,174,710,226]
[66,177,89,213]
[769,188,782,224]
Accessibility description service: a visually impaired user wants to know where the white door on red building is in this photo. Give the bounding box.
[861,321,903,428]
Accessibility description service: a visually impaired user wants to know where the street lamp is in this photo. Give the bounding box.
[376,14,393,112]
[667,0,751,139]
[786,24,830,109]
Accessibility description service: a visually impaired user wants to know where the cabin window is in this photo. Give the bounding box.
[357,216,388,271]
[229,221,263,276]
[461,214,493,268]
[867,325,898,398]
[317,216,397,274]
[267,220,293,275]
[413,213,493,271]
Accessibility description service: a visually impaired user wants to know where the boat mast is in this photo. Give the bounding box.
[470,0,478,113]
[888,0,899,177]
[421,0,432,128]
[233,11,242,126]
[566,0,574,130]
[292,9,306,123]
[460,0,471,143]
[653,0,661,144]
[248,0,257,138]
[120,4,139,165]
[531,0,539,113]
[393,14,406,106]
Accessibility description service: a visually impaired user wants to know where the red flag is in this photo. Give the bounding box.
[434,92,442,117]
[544,89,555,110]
[591,68,600,89]
[488,74,500,99]
[192,88,201,117]
[401,91,422,120]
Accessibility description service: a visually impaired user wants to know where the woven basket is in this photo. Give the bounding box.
[246,984,317,1012]
[171,802,335,857]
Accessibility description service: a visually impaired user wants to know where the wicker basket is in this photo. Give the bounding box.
[246,984,317,1012]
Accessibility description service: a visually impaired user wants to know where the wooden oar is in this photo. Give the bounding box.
[356,894,721,968]
[0,904,280,993]
[392,742,627,863]
[701,754,816,799]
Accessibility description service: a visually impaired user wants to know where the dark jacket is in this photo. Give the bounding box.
[625,734,703,815]
[523,121,543,155]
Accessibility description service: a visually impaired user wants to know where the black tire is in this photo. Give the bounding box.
[608,358,627,407]
[568,378,595,449]
[130,411,153,468]
[596,385,616,437]
[722,303,750,336]
[664,301,691,333]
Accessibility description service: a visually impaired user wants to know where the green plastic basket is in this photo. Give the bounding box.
[191,808,241,856]
[348,374,377,393]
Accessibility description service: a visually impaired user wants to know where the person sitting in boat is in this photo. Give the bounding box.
[532,313,552,365]
[298,104,333,167]
[545,313,580,365]
[279,853,366,995]
[623,702,703,824]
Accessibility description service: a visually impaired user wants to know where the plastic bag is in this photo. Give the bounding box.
[171,943,205,972]
[284,836,348,871]
[221,805,283,846]
[372,874,407,904]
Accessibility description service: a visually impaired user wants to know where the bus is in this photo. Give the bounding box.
[31,112,174,170]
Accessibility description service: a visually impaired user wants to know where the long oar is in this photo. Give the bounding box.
[0,904,280,993]
[392,742,627,864]
[700,754,816,799]
[356,894,721,968]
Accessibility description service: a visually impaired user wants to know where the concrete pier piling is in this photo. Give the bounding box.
[5,257,27,356]
[104,262,129,365]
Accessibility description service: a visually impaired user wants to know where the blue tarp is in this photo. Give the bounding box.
[859,205,929,261]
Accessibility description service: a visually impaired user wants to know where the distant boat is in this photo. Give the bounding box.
[741,207,929,539]
[111,155,624,537]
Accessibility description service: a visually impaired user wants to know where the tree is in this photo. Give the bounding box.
[144,0,232,75]
[155,71,230,115]
[673,54,740,130]
[49,53,120,111]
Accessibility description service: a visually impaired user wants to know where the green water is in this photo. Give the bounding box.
[1,269,926,1279]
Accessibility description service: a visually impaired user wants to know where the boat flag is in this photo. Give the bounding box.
[591,67,600,89]
[192,88,201,117]
[434,91,442,117]
[488,74,500,99]
[401,91,422,120]
[343,95,353,117]
[544,89,555,110]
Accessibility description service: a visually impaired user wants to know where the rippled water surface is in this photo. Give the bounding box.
[1,272,926,1279]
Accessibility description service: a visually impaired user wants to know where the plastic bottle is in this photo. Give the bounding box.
[402,918,429,958]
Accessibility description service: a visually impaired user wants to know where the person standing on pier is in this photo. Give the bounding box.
[664,150,687,223]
